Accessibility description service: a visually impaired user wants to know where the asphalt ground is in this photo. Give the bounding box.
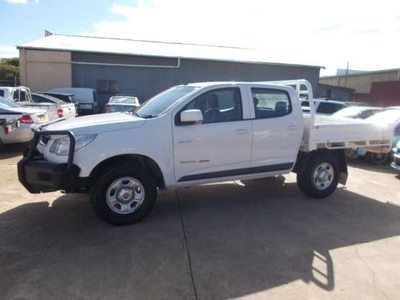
[1,143,399,300]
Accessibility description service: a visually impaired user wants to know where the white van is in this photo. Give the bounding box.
[47,88,99,115]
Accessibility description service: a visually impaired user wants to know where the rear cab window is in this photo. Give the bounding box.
[252,88,292,119]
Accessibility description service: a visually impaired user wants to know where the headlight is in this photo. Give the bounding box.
[49,135,97,156]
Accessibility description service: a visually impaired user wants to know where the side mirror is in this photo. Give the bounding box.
[180,109,203,125]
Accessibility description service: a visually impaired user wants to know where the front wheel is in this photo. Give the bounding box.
[90,164,157,225]
[297,154,340,198]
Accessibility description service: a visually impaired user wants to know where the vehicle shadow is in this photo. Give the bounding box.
[0,142,28,160]
[177,177,400,299]
[0,190,190,300]
[1,178,400,300]
[347,157,398,174]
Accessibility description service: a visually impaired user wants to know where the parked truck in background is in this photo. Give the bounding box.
[17,80,393,225]
[0,86,76,121]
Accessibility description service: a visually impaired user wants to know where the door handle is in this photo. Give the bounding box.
[287,124,300,130]
[235,129,250,135]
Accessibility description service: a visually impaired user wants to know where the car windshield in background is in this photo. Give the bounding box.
[110,97,137,104]
[0,97,22,108]
[33,94,66,104]
[135,86,199,118]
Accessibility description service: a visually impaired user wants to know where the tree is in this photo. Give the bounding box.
[0,57,20,86]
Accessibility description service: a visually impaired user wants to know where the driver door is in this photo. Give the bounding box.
[172,87,252,184]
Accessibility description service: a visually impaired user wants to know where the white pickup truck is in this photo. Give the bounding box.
[0,86,76,120]
[17,80,393,225]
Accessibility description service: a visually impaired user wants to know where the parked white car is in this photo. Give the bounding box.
[0,97,49,145]
[356,109,400,164]
[18,80,393,225]
[31,93,77,120]
[331,106,382,119]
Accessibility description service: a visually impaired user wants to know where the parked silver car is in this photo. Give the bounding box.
[105,95,140,113]
[0,97,49,145]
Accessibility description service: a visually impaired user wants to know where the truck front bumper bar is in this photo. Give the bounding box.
[18,130,87,194]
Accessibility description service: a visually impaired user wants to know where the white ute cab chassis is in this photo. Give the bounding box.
[18,80,393,225]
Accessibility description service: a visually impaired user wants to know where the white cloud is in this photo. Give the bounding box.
[4,0,39,3]
[5,0,27,3]
[84,0,400,75]
[0,46,18,58]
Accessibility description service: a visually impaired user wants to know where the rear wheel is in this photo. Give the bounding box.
[366,151,388,165]
[90,164,157,225]
[297,153,339,198]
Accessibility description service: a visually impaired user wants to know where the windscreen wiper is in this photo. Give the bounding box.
[134,113,157,118]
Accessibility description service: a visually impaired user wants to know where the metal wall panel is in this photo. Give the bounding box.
[320,71,399,93]
[71,52,320,111]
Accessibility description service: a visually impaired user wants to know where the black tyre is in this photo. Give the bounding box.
[90,164,157,225]
[297,153,339,198]
[366,151,388,165]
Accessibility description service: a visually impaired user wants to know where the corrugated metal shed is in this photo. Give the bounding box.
[320,69,400,93]
[18,34,322,68]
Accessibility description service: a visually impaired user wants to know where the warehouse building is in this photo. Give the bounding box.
[320,68,400,106]
[18,33,322,111]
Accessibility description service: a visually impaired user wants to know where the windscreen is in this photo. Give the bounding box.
[135,86,199,117]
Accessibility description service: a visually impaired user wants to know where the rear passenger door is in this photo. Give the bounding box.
[250,87,303,172]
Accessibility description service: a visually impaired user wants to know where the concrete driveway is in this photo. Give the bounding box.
[1,143,400,300]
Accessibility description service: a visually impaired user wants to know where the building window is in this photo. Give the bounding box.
[96,80,118,93]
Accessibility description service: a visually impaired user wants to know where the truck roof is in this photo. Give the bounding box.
[184,81,291,88]
[0,86,30,91]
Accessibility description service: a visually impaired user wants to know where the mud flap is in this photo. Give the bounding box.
[339,172,348,185]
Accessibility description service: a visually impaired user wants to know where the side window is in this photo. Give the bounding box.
[252,88,292,119]
[20,91,27,102]
[12,90,27,102]
[12,91,19,101]
[334,104,347,113]
[317,103,331,114]
[0,90,4,97]
[177,88,242,124]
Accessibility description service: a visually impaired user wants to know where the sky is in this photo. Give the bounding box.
[1,0,400,76]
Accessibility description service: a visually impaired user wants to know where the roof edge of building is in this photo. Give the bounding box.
[17,33,324,69]
[17,45,324,69]
[321,68,400,78]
